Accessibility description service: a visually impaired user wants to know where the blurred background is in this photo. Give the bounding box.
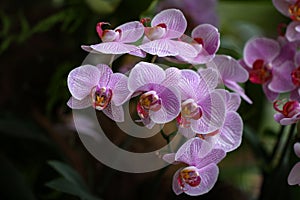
[0,0,299,199]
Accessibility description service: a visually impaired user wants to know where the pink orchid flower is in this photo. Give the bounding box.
[139,9,197,58]
[82,21,145,57]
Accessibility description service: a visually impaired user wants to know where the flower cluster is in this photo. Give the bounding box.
[239,0,300,126]
[67,8,247,196]
[239,0,300,189]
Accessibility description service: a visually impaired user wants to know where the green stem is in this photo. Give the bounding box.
[258,124,296,200]
[276,124,296,169]
[270,125,285,165]
[151,55,157,63]
[108,54,115,67]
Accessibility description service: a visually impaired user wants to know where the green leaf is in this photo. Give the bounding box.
[47,160,102,200]
[0,113,49,143]
[18,12,31,42]
[48,160,88,190]
[31,11,66,34]
[0,11,11,37]
[243,125,269,168]
[0,155,36,200]
[46,178,101,200]
[0,35,14,54]
[84,0,121,15]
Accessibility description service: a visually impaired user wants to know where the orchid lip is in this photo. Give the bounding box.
[144,23,167,40]
[291,66,300,87]
[289,0,300,21]
[90,86,113,110]
[177,99,202,128]
[249,59,272,84]
[137,91,162,119]
[181,99,203,120]
[177,166,201,190]
[273,100,300,118]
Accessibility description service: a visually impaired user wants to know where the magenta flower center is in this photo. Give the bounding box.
[177,166,201,190]
[194,37,204,46]
[274,100,300,118]
[177,99,202,128]
[90,86,112,110]
[144,23,167,40]
[291,66,300,87]
[249,59,272,84]
[289,0,300,21]
[137,91,162,119]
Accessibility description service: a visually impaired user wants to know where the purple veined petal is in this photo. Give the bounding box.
[175,137,214,165]
[175,35,214,65]
[95,64,113,87]
[280,117,298,125]
[225,90,242,111]
[108,73,131,106]
[216,89,242,111]
[269,60,295,93]
[272,0,292,17]
[81,45,95,52]
[67,65,101,100]
[169,40,198,57]
[172,168,184,195]
[196,68,220,100]
[263,82,279,102]
[67,96,91,109]
[290,88,300,101]
[288,162,300,185]
[183,164,219,196]
[217,111,243,152]
[286,21,300,42]
[274,113,285,123]
[139,39,197,57]
[102,103,124,122]
[196,148,226,168]
[128,48,147,58]
[178,126,196,139]
[150,86,181,123]
[273,39,297,67]
[178,69,201,100]
[115,21,144,43]
[128,62,165,92]
[192,91,226,134]
[238,58,252,71]
[294,142,300,158]
[224,80,253,104]
[161,67,182,88]
[151,9,187,39]
[243,37,280,67]
[295,51,300,66]
[162,153,176,164]
[184,50,215,65]
[191,24,220,55]
[90,42,141,55]
[207,55,249,82]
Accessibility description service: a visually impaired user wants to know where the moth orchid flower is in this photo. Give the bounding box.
[139,9,197,58]
[67,64,130,122]
[82,21,145,57]
[127,61,181,128]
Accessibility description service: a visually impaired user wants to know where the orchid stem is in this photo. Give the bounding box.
[151,55,157,63]
[109,54,115,67]
[277,124,296,169]
[270,125,285,163]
